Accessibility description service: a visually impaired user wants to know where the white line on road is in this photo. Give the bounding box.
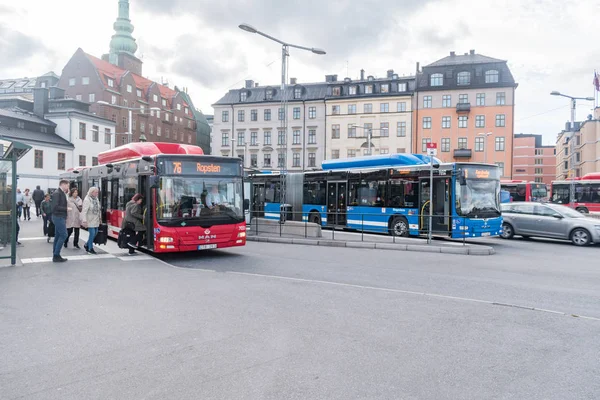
[225,271,600,322]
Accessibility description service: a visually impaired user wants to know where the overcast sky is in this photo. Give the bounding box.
[1,0,598,145]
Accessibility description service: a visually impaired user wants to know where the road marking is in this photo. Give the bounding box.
[225,271,600,322]
[117,255,154,261]
[20,254,115,264]
[19,237,48,241]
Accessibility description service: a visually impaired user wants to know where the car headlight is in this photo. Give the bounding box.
[594,225,600,230]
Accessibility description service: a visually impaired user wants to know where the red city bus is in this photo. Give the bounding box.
[501,180,548,202]
[62,142,247,253]
[551,173,600,213]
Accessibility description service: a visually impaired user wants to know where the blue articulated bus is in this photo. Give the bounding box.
[248,154,503,238]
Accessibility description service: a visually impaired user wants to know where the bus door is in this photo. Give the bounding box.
[419,177,450,234]
[100,178,109,222]
[252,183,266,218]
[138,175,154,251]
[327,181,347,226]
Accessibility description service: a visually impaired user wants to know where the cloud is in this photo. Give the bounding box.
[0,23,51,73]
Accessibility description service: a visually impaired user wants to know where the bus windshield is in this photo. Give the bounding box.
[531,183,548,201]
[157,176,244,226]
[456,178,501,218]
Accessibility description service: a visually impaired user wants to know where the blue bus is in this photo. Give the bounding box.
[248,154,503,238]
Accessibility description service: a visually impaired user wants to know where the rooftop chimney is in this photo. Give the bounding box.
[416,62,420,73]
[245,80,254,89]
[469,49,475,55]
[387,69,394,79]
[33,87,49,118]
[290,77,297,85]
[255,83,259,87]
[450,51,456,57]
[360,69,365,80]
[49,87,65,100]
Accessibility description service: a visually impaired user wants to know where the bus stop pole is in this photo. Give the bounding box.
[427,156,433,245]
[11,152,17,265]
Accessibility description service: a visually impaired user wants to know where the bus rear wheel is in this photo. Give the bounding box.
[389,216,409,237]
[576,207,589,214]
[309,212,321,226]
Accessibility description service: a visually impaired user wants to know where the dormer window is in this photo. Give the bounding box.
[365,85,373,94]
[485,70,499,83]
[430,73,443,86]
[240,91,248,102]
[381,84,389,93]
[136,88,142,97]
[398,82,407,92]
[332,86,342,96]
[294,87,302,99]
[348,86,357,95]
[266,89,274,100]
[457,72,471,85]
[107,78,114,88]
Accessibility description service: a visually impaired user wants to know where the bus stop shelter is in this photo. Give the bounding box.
[0,138,31,266]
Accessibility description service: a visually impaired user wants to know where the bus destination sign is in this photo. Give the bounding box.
[462,166,498,180]
[162,160,241,176]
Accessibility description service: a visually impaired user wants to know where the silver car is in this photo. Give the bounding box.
[500,202,600,246]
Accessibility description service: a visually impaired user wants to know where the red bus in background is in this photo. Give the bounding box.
[551,173,600,213]
[61,142,247,253]
[501,180,549,202]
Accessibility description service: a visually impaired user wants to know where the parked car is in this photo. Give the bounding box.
[500,202,600,246]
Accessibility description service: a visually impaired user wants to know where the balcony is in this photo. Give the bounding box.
[454,149,472,158]
[456,102,471,113]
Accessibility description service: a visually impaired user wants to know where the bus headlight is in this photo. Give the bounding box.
[237,232,246,238]
[159,237,174,243]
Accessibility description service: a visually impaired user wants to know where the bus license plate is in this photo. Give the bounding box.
[198,244,217,250]
[481,232,491,237]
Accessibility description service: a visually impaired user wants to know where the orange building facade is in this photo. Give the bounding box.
[512,133,556,185]
[413,50,517,178]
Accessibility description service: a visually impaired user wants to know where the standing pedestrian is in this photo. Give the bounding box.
[122,193,145,255]
[32,185,45,217]
[22,189,32,221]
[81,187,100,254]
[65,188,82,249]
[41,193,52,236]
[51,180,70,262]
[16,188,23,220]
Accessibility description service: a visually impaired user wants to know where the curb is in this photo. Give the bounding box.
[247,236,495,256]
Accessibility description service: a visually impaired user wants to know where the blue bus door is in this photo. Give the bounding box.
[327,181,347,226]
[252,183,265,218]
[419,178,450,234]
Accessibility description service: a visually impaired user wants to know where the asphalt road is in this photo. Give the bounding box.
[1,238,599,399]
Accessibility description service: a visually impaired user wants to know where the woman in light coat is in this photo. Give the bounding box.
[81,187,101,254]
[22,189,33,221]
[65,188,83,249]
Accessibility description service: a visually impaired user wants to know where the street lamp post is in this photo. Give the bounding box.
[97,101,160,146]
[550,91,595,206]
[239,23,325,214]
[477,132,493,163]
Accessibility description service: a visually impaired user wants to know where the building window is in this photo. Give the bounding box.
[308,153,316,167]
[441,138,450,152]
[121,137,126,145]
[308,129,317,144]
[79,122,86,139]
[76,94,82,101]
[79,155,86,167]
[57,152,66,170]
[421,138,432,153]
[221,111,229,122]
[122,116,128,129]
[397,102,406,112]
[237,131,245,145]
[294,87,302,99]
[475,137,484,152]
[495,136,505,151]
[107,78,114,88]
[398,83,407,92]
[535,168,543,174]
[162,98,167,107]
[458,137,468,149]
[188,134,192,144]
[137,89,142,97]
[496,92,506,105]
[240,91,247,102]
[278,108,285,120]
[332,124,340,139]
[349,86,357,95]
[331,149,340,159]
[458,116,468,128]
[277,131,286,145]
[251,109,258,121]
[380,148,389,155]
[125,84,131,93]
[348,104,356,114]
[442,116,451,129]
[496,162,504,177]
[111,114,116,122]
[292,153,301,167]
[348,124,357,138]
[69,78,76,86]
[79,77,89,86]
[442,95,451,108]
[380,103,389,113]
[34,150,43,169]
[140,105,145,115]
[111,95,117,105]
[365,85,373,94]
[165,128,170,138]
[423,96,432,108]
[92,125,99,142]
[88,93,95,103]
[264,109,271,121]
[495,114,506,127]
[347,149,357,158]
[165,113,170,122]
[222,132,229,146]
[264,131,271,145]
[457,71,471,85]
[535,177,543,183]
[156,110,161,119]
[157,126,162,137]
[363,123,373,137]
[308,107,316,119]
[422,117,432,129]
[475,115,485,128]
[293,107,300,119]
[332,105,340,115]
[105,128,111,145]
[535,148,543,155]
[277,153,285,168]
[140,122,145,133]
[476,93,485,106]
[332,87,341,96]
[238,110,245,122]
[430,73,443,86]
[485,70,499,83]
[459,94,468,104]
[92,157,99,166]
[149,124,154,135]
[250,154,258,167]
[293,130,301,145]
[381,84,389,93]
[397,121,406,137]
[264,154,271,167]
[380,122,389,137]
[364,103,372,113]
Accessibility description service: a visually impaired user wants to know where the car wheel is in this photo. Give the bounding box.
[309,212,321,226]
[570,228,591,246]
[576,207,589,214]
[389,216,409,237]
[501,223,514,239]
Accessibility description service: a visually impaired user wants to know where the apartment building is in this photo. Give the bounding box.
[512,134,556,184]
[556,108,600,179]
[325,70,413,159]
[414,50,518,178]
[212,80,326,170]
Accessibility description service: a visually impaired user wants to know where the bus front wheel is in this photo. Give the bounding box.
[576,207,589,214]
[309,212,321,226]
[389,216,409,237]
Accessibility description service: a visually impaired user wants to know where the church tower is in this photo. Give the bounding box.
[103,0,143,75]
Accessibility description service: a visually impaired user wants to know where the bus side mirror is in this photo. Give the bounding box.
[149,176,160,189]
[244,199,250,211]
[432,163,440,169]
[459,176,467,186]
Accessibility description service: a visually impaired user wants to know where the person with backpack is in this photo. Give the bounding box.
[122,193,145,255]
[41,193,53,237]
[32,186,45,217]
[80,187,100,254]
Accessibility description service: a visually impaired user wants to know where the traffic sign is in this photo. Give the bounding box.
[426,142,437,156]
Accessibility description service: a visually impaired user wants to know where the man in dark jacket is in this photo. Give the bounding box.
[32,185,45,217]
[51,180,70,262]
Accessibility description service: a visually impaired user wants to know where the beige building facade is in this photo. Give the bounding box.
[556,107,600,180]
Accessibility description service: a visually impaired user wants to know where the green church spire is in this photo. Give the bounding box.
[109,0,138,63]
